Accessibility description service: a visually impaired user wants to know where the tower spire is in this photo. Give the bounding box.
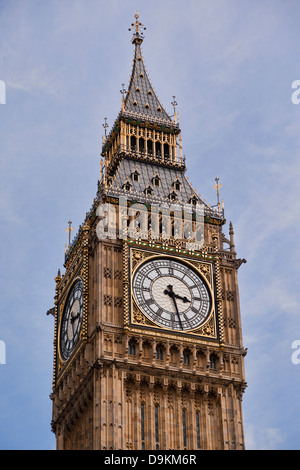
[123,12,172,125]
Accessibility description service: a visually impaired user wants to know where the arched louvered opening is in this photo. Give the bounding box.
[130,135,137,151]
[139,137,145,153]
[147,139,153,155]
[164,143,169,160]
[155,141,161,158]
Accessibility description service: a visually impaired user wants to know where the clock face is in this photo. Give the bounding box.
[59,279,83,361]
[132,257,212,331]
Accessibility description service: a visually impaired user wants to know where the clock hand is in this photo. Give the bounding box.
[70,311,80,339]
[171,294,183,330]
[163,285,184,330]
[69,313,75,338]
[164,285,190,304]
[163,284,173,298]
[174,293,190,303]
[70,311,80,323]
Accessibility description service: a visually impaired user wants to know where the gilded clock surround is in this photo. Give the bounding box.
[52,223,89,385]
[127,246,218,340]
[58,277,84,363]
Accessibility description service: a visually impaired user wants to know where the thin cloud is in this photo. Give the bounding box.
[245,424,285,450]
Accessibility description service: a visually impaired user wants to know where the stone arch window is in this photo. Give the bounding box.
[156,345,164,361]
[128,339,137,356]
[183,349,191,365]
[210,353,218,370]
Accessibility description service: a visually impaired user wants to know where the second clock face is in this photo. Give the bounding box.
[59,278,83,361]
[132,257,212,331]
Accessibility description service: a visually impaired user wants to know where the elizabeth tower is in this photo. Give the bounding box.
[49,13,247,450]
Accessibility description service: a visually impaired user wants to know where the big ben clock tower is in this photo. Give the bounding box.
[49,12,247,451]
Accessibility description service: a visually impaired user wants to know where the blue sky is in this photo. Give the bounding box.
[0,0,300,450]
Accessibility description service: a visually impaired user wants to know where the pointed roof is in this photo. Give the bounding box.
[122,12,173,126]
[107,158,198,204]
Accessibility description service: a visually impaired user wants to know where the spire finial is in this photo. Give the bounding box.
[171,96,178,123]
[102,117,108,140]
[213,176,222,209]
[120,83,126,110]
[229,221,235,252]
[66,220,74,245]
[129,11,146,44]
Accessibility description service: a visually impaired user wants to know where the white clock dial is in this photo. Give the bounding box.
[132,257,212,331]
